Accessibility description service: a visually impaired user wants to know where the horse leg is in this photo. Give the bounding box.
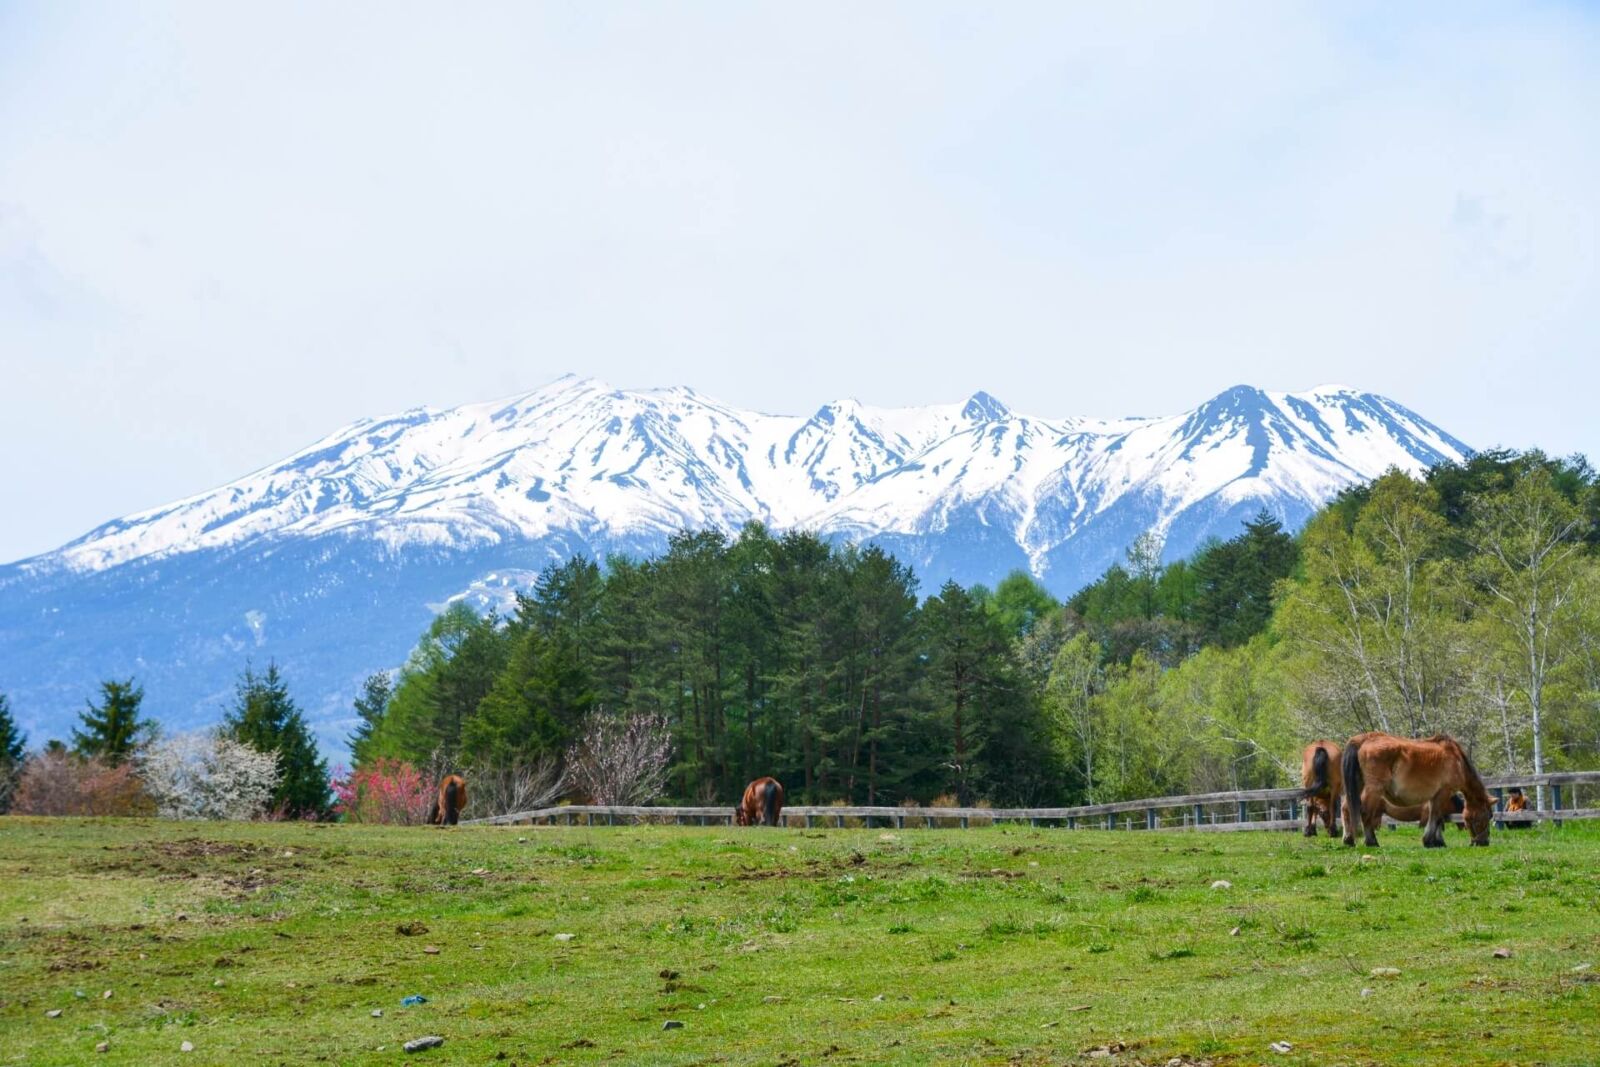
[1360,788,1384,848]
[1422,791,1451,848]
[1324,793,1339,838]
[1304,798,1319,837]
[1341,791,1358,847]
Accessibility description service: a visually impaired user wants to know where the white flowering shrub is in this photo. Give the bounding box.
[142,732,281,820]
[565,710,672,806]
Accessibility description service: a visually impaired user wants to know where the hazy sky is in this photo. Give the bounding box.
[3,2,1598,563]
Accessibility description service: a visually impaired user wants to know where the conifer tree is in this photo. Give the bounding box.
[0,691,25,814]
[72,679,153,766]
[347,672,393,766]
[0,692,24,767]
[222,662,329,817]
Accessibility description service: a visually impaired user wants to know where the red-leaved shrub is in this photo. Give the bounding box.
[330,759,434,824]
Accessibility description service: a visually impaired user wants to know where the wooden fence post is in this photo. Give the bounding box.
[1145,808,1156,830]
[1552,783,1563,828]
[1237,801,1248,825]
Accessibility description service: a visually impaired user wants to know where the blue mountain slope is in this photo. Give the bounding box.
[0,380,1470,756]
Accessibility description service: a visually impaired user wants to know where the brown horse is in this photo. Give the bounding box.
[735,777,785,827]
[1341,733,1492,848]
[1302,739,1460,837]
[427,774,467,826]
[1300,740,1344,837]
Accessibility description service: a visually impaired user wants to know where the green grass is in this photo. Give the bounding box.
[1,818,1598,1065]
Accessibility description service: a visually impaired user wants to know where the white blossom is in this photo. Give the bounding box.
[142,732,281,820]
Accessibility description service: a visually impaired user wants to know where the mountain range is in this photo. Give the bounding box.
[0,377,1471,755]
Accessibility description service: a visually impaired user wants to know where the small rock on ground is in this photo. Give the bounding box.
[1211,880,1232,889]
[372,1009,384,1017]
[422,946,441,955]
[46,1009,62,1018]
[180,1041,194,1053]
[1370,967,1402,978]
[95,1042,109,1053]
[1269,1041,1293,1053]
[1493,947,1513,959]
[553,933,575,942]
[662,1020,684,1030]
[403,1036,445,1053]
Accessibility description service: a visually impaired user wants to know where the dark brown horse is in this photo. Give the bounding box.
[735,777,785,827]
[1341,733,1492,848]
[427,774,467,826]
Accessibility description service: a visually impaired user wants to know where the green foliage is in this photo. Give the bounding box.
[1191,510,1298,646]
[367,602,508,765]
[220,662,330,818]
[71,679,153,766]
[985,570,1060,639]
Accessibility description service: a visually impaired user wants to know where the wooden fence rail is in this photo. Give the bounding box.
[463,771,1600,831]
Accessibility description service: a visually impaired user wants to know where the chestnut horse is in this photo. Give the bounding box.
[1341,733,1491,848]
[735,777,785,827]
[427,774,467,826]
[1302,739,1462,838]
[1300,740,1344,837]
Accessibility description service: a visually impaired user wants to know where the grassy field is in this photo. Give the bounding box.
[0,817,1597,1066]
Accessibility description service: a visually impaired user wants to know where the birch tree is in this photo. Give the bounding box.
[1469,468,1591,805]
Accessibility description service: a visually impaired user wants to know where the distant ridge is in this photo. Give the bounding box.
[0,378,1470,752]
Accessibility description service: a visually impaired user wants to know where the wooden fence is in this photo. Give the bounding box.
[464,771,1600,832]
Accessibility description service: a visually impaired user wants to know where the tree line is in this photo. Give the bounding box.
[0,665,329,817]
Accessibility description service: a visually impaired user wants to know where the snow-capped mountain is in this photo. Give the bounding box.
[0,378,1469,755]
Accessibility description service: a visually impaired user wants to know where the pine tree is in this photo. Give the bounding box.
[221,662,329,818]
[347,672,393,766]
[72,679,153,766]
[0,691,25,814]
[0,692,24,766]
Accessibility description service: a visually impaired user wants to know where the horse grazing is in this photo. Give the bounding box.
[735,777,785,827]
[1340,733,1491,848]
[1300,740,1344,837]
[427,774,468,826]
[1301,739,1459,838]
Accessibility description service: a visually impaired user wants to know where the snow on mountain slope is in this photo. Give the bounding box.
[0,377,1470,757]
[30,377,1469,581]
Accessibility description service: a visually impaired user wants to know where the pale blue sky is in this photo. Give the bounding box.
[2,2,1598,563]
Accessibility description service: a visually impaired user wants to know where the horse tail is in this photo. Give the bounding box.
[1302,746,1331,799]
[761,780,779,827]
[443,778,462,825]
[1341,740,1365,839]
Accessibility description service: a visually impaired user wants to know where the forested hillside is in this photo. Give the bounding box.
[344,449,1600,808]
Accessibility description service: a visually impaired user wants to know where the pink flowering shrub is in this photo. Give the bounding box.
[330,758,434,824]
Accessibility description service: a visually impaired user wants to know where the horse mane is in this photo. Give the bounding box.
[1448,739,1492,803]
